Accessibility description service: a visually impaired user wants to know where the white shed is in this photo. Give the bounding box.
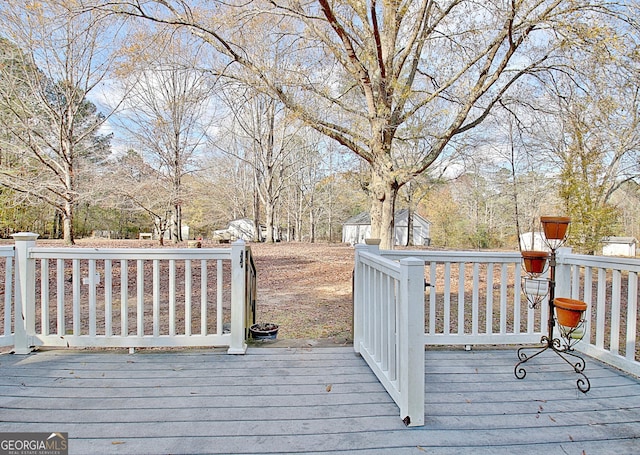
[602,237,637,257]
[520,232,548,251]
[342,209,431,246]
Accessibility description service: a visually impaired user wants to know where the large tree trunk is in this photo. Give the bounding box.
[265,201,275,243]
[309,208,316,244]
[369,171,398,250]
[53,211,62,240]
[63,200,74,245]
[63,163,75,245]
[173,204,182,243]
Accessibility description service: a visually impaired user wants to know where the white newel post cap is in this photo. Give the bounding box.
[12,232,40,242]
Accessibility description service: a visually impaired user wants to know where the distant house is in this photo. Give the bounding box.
[342,209,431,246]
[602,237,637,257]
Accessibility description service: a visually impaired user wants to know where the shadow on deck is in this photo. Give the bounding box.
[1,347,639,454]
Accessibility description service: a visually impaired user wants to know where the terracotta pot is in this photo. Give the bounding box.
[554,297,587,328]
[521,251,549,274]
[540,216,571,240]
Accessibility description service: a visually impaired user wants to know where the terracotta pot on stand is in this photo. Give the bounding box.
[554,297,587,328]
[521,251,549,274]
[540,216,571,240]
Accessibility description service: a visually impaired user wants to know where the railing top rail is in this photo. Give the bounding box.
[562,252,640,272]
[358,250,402,279]
[28,247,234,261]
[380,249,522,263]
[0,246,14,257]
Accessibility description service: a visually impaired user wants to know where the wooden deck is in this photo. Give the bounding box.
[1,346,639,454]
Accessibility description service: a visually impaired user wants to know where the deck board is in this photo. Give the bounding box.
[0,347,639,454]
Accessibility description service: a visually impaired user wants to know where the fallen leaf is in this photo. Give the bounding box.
[326,384,332,392]
[416,446,427,452]
[112,441,125,445]
[549,416,556,422]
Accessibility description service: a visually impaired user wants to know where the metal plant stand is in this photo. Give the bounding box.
[514,218,590,393]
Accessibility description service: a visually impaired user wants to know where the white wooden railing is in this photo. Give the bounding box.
[3,233,638,421]
[353,244,425,427]
[381,249,543,346]
[4,233,255,354]
[556,250,640,377]
[353,244,640,426]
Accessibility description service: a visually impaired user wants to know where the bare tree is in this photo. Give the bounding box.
[511,16,640,253]
[100,149,175,243]
[0,1,123,243]
[215,87,301,243]
[91,0,631,249]
[189,153,255,234]
[113,33,216,242]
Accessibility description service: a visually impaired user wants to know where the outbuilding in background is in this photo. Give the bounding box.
[602,237,637,257]
[342,209,430,246]
[519,232,547,251]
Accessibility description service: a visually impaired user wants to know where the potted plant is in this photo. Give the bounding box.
[249,322,279,340]
[554,297,587,328]
[521,251,549,274]
[540,216,571,240]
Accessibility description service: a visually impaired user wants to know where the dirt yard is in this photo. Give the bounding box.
[248,242,354,343]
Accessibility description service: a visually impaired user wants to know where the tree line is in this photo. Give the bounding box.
[0,0,638,253]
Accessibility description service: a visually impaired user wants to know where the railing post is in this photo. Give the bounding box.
[353,244,366,354]
[228,239,247,354]
[554,247,573,298]
[398,257,425,426]
[12,232,38,355]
